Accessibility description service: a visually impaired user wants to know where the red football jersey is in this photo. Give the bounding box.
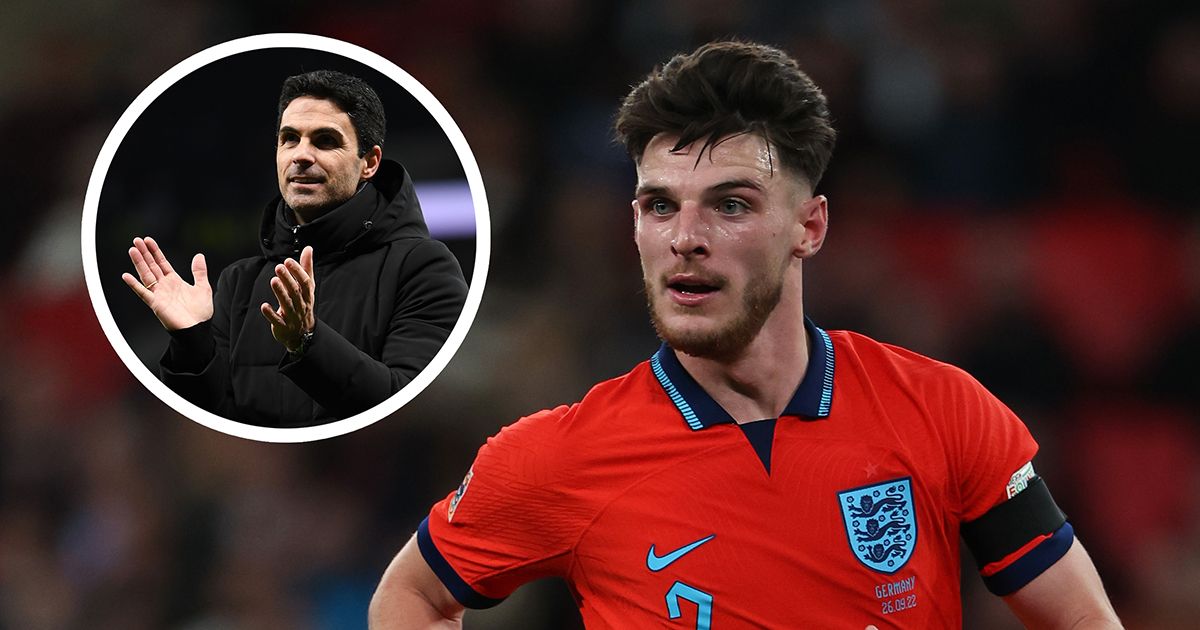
[419,319,1070,628]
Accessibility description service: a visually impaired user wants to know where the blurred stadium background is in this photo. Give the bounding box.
[1,0,1198,628]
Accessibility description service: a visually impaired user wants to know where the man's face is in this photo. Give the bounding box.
[634,132,821,359]
[276,96,376,221]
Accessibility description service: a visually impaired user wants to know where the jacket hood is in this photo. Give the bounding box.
[259,159,430,263]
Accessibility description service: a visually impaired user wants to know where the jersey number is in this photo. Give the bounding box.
[665,581,712,630]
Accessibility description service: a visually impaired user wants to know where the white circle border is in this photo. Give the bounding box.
[81,33,490,443]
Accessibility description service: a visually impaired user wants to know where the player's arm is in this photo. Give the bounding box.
[1002,538,1122,629]
[377,406,578,626]
[369,535,464,630]
[941,367,1120,627]
[959,471,1121,627]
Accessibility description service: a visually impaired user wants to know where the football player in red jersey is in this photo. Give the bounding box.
[369,41,1121,629]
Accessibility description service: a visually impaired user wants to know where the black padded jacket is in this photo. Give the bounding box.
[160,160,468,427]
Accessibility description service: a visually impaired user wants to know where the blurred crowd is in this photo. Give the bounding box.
[2,0,1198,628]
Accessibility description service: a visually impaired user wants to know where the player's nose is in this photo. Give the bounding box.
[290,138,316,165]
[670,203,710,257]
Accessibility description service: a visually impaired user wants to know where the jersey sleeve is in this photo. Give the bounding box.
[942,367,1073,595]
[418,405,593,608]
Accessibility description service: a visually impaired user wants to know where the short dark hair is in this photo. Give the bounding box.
[277,70,386,158]
[615,40,836,188]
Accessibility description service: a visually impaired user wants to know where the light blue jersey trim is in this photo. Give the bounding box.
[651,353,704,430]
[817,326,835,417]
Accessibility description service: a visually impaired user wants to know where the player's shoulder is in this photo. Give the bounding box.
[829,328,986,399]
[575,359,661,419]
[482,360,658,454]
[828,327,1023,452]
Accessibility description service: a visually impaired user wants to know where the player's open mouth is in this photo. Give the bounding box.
[668,280,718,295]
[666,274,721,306]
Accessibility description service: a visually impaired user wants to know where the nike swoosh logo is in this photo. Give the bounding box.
[646,534,715,572]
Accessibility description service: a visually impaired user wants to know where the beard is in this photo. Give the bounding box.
[283,187,350,223]
[645,265,785,361]
[281,171,362,223]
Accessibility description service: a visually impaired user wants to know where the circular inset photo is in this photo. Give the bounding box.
[82,34,489,442]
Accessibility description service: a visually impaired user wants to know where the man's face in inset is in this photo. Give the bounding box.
[633,132,820,359]
[276,96,379,222]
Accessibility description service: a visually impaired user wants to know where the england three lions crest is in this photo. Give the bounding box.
[838,477,917,574]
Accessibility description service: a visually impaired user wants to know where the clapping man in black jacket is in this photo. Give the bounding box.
[123,70,468,428]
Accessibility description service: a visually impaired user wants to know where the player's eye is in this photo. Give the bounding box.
[313,134,341,150]
[717,198,749,215]
[649,199,674,215]
[279,133,298,146]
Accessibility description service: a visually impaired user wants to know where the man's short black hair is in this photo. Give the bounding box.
[277,70,386,158]
[615,40,836,188]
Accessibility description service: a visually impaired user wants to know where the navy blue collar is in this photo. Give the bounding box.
[650,317,835,431]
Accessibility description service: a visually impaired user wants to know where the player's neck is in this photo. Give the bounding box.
[675,291,810,425]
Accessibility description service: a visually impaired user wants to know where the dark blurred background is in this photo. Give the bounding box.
[2,0,1198,628]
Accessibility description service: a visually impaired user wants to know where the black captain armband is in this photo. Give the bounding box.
[961,476,1073,596]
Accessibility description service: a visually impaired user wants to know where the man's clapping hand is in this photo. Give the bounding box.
[122,236,214,331]
[260,245,317,354]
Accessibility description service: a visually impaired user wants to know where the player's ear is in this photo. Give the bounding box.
[361,145,383,179]
[793,195,828,259]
